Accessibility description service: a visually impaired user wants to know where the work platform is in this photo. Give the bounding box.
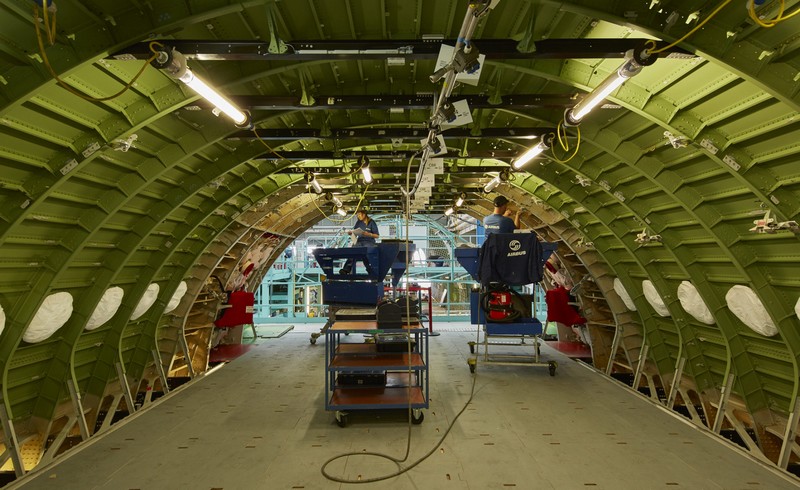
[11,329,799,489]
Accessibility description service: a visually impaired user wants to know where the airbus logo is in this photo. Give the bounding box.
[509,240,521,251]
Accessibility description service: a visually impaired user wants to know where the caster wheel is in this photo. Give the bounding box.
[335,411,348,427]
[468,358,477,373]
[310,337,317,345]
[548,361,557,376]
[468,341,475,354]
[411,410,424,424]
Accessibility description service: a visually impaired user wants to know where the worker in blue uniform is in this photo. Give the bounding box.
[483,195,520,237]
[339,209,380,274]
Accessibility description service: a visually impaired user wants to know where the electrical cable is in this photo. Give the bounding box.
[34,6,160,102]
[644,0,733,55]
[550,123,580,164]
[320,131,479,485]
[320,369,478,483]
[748,0,800,26]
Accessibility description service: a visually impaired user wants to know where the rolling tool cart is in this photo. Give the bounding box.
[324,319,428,427]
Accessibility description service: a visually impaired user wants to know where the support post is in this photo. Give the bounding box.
[666,356,686,409]
[632,343,648,390]
[605,322,623,375]
[178,334,196,378]
[713,372,736,433]
[115,362,136,414]
[0,396,25,477]
[66,379,90,440]
[778,396,800,469]
[152,349,170,395]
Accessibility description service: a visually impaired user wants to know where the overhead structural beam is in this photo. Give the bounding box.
[253,150,521,160]
[115,39,693,61]
[213,94,576,111]
[233,127,557,141]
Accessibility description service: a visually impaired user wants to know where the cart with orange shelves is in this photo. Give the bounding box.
[325,320,429,427]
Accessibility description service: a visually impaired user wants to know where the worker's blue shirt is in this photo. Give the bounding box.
[483,213,515,237]
[354,219,379,245]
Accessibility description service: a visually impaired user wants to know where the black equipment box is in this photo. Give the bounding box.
[375,333,416,353]
[337,371,386,386]
[376,300,403,328]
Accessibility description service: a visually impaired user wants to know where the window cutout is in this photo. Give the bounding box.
[678,281,715,325]
[164,281,188,314]
[24,292,73,343]
[795,297,800,322]
[131,284,160,321]
[725,285,778,337]
[642,280,670,317]
[613,278,637,311]
[0,302,5,337]
[86,287,125,331]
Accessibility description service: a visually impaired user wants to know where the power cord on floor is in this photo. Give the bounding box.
[320,369,478,483]
[320,132,478,484]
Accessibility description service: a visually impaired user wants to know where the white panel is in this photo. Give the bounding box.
[165,281,188,314]
[0,302,5,337]
[24,292,73,343]
[613,278,636,311]
[796,297,800,321]
[677,281,715,325]
[642,280,670,317]
[131,283,160,321]
[725,285,778,337]
[86,287,125,331]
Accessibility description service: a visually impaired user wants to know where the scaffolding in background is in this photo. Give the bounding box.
[256,214,509,322]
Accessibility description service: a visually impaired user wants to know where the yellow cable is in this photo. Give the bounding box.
[749,0,800,27]
[40,4,56,45]
[646,0,733,54]
[550,125,581,164]
[34,6,159,102]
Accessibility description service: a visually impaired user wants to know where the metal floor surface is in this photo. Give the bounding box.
[11,329,800,490]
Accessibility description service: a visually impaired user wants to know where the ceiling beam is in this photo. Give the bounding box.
[214,94,576,111]
[115,38,692,61]
[253,150,520,160]
[233,126,557,140]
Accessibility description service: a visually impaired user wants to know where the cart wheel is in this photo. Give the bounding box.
[335,411,348,427]
[411,410,425,425]
[468,341,475,354]
[468,358,477,373]
[548,361,558,376]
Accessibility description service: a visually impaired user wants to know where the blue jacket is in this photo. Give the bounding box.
[478,233,544,286]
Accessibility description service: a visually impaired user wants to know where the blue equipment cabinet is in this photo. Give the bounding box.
[313,241,416,306]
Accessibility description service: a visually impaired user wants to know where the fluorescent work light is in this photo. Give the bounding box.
[564,48,656,126]
[153,48,249,126]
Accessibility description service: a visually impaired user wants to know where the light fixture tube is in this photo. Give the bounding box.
[455,194,465,207]
[335,206,347,216]
[361,165,373,184]
[309,175,323,194]
[484,175,502,193]
[565,51,645,126]
[444,207,455,216]
[178,70,248,125]
[512,140,550,169]
[332,196,343,207]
